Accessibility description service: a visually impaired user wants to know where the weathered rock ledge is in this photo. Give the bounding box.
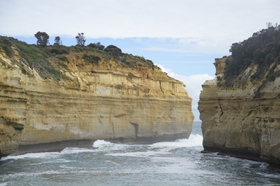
[0,40,194,157]
[199,57,280,168]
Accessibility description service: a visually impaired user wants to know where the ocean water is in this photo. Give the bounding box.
[0,121,279,186]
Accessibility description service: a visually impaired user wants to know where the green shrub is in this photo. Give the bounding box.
[0,37,14,57]
[145,59,155,68]
[224,24,280,85]
[16,42,48,63]
[49,47,69,55]
[82,54,101,64]
[57,55,68,62]
[58,61,69,69]
[104,45,122,59]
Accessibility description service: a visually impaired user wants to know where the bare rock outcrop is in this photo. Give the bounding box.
[0,37,194,157]
[199,57,280,167]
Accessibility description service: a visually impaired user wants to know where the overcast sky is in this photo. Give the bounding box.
[1,0,280,120]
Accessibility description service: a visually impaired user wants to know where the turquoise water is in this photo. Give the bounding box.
[0,121,279,185]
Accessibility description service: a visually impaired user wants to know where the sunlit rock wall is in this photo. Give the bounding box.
[0,48,194,157]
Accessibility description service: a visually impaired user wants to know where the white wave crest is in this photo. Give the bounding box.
[1,147,95,161]
[178,134,203,147]
[151,134,203,148]
[1,151,61,160]
[93,140,128,152]
[1,135,203,161]
[93,140,112,148]
[60,147,95,154]
[106,134,203,158]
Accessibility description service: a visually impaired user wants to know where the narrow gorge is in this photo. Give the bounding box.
[0,36,194,157]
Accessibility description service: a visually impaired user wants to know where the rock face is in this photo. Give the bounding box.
[199,57,280,167]
[0,39,193,157]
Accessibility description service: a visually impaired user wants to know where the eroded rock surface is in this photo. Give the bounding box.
[0,39,193,157]
[199,57,280,167]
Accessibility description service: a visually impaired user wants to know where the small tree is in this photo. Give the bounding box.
[75,33,86,46]
[54,36,62,45]
[266,22,273,28]
[35,31,49,46]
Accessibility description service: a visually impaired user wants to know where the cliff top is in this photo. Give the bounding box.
[0,36,175,82]
[217,24,280,89]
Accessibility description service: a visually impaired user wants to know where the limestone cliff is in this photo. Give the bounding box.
[0,36,194,157]
[198,26,280,167]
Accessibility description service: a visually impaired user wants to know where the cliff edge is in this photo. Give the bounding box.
[0,36,194,157]
[198,25,280,168]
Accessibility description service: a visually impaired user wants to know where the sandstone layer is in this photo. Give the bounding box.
[199,57,280,167]
[0,39,194,157]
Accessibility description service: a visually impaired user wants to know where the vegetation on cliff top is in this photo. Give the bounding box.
[224,23,280,86]
[35,31,50,46]
[0,35,155,80]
